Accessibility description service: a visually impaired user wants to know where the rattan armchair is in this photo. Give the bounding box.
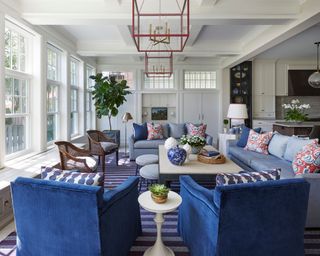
[55,141,98,173]
[87,130,119,173]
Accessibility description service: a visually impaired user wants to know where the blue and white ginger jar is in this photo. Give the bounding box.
[167,146,187,166]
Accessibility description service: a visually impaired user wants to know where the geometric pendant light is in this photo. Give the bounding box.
[132,0,190,52]
[144,52,173,77]
[308,42,320,88]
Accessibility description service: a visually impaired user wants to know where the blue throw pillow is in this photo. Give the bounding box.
[133,123,148,141]
[268,132,290,159]
[283,136,317,162]
[237,126,261,148]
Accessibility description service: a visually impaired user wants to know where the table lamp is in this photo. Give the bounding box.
[227,104,248,129]
[122,112,133,157]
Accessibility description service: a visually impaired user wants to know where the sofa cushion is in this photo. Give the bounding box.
[186,123,207,137]
[268,132,290,159]
[100,142,118,152]
[66,156,98,171]
[216,169,280,186]
[133,123,148,140]
[293,141,320,175]
[245,131,273,155]
[134,139,165,149]
[162,123,169,138]
[169,123,186,139]
[41,167,104,186]
[250,158,294,179]
[147,123,164,140]
[237,126,262,148]
[284,137,317,162]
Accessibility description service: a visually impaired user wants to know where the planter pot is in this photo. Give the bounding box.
[191,146,203,154]
[151,193,168,204]
[102,130,120,146]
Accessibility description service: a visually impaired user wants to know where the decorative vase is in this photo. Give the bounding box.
[182,144,192,162]
[151,193,168,204]
[191,146,203,154]
[164,137,178,151]
[167,146,187,166]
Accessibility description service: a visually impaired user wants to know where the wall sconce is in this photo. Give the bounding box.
[143,112,148,117]
[170,111,175,117]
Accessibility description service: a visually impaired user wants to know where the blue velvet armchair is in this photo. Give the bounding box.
[11,176,142,256]
[178,176,310,256]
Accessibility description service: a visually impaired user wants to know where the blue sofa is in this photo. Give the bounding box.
[11,176,141,256]
[129,123,213,160]
[227,136,320,227]
[178,175,310,256]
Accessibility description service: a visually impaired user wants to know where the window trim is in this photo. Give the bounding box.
[183,70,217,90]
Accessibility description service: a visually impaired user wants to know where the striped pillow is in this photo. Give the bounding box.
[41,167,103,186]
[216,169,281,186]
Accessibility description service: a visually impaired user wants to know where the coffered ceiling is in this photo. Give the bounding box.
[4,0,320,67]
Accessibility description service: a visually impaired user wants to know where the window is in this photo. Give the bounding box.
[47,45,61,142]
[144,75,174,89]
[184,71,217,89]
[4,22,31,156]
[86,66,95,130]
[70,58,79,136]
[102,71,134,89]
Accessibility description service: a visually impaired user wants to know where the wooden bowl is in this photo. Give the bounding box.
[151,193,168,204]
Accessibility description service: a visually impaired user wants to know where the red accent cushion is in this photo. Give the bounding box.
[147,123,164,140]
[186,123,207,137]
[244,130,273,155]
[293,141,320,175]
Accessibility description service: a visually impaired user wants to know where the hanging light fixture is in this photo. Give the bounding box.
[132,0,190,52]
[144,52,173,77]
[308,42,320,88]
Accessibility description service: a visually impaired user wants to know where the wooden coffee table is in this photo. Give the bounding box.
[158,145,242,187]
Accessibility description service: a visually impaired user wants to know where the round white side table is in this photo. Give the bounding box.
[138,191,182,256]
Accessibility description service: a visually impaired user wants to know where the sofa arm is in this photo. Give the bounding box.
[103,176,139,209]
[179,176,218,214]
[129,134,135,160]
[226,139,239,156]
[205,134,213,146]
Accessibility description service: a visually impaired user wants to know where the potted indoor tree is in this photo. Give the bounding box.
[90,73,132,144]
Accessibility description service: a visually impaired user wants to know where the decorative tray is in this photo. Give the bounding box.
[197,154,226,164]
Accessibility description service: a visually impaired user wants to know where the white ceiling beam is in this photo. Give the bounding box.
[186,25,203,46]
[221,0,320,68]
[117,25,134,46]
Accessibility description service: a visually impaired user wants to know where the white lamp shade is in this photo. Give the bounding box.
[227,104,248,119]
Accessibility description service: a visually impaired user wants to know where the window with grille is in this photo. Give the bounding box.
[70,57,80,137]
[102,71,134,89]
[47,44,62,142]
[4,22,31,156]
[184,71,217,89]
[144,75,174,89]
[86,65,95,130]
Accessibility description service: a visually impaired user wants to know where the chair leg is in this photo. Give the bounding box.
[139,177,143,192]
[102,155,106,174]
[116,150,119,166]
[135,165,139,176]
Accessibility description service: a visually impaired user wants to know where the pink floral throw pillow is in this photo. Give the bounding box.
[244,130,273,155]
[186,123,207,137]
[293,141,320,175]
[147,123,164,140]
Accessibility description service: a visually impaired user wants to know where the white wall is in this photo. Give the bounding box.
[96,58,224,146]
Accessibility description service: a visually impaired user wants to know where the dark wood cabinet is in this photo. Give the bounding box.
[230,61,252,127]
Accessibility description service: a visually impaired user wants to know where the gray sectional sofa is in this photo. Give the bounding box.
[129,123,213,160]
[227,134,320,227]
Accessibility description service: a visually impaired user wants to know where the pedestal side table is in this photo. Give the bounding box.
[138,191,182,256]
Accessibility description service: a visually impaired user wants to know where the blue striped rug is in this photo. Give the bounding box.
[1,153,320,255]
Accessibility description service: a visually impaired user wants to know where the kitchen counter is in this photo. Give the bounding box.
[273,122,318,136]
[274,122,320,128]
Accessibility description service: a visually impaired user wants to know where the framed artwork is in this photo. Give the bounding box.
[151,107,168,120]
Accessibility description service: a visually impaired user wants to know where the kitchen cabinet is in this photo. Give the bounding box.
[253,60,275,96]
[252,119,274,132]
[253,95,275,118]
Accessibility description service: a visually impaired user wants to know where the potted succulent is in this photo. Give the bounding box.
[180,135,206,154]
[90,73,132,144]
[149,184,170,204]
